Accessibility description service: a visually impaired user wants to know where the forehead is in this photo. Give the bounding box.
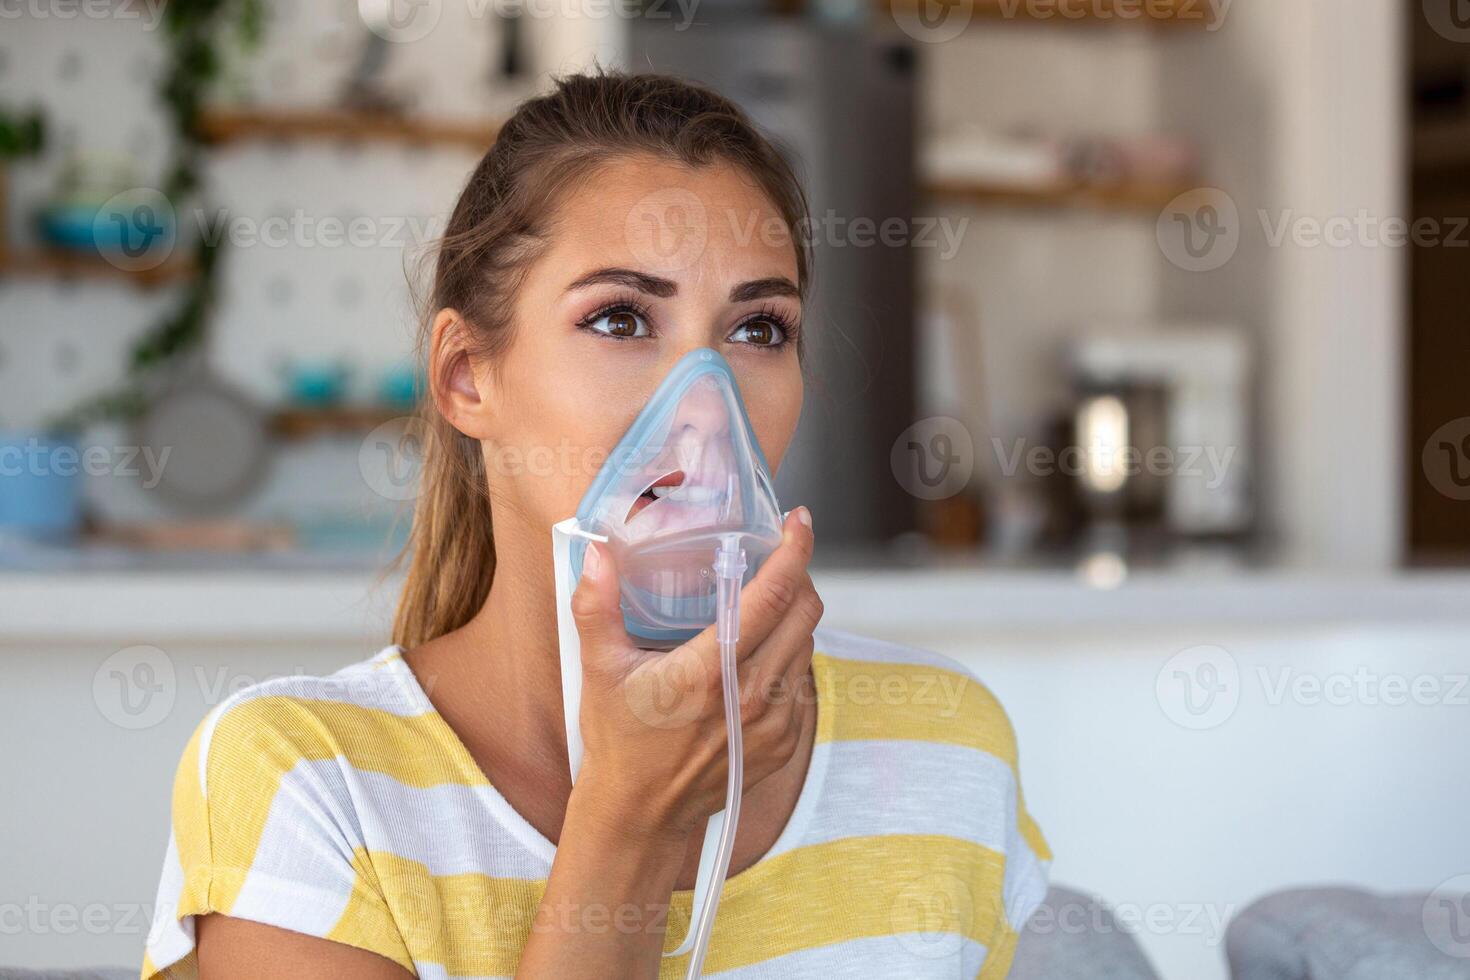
[545,154,800,282]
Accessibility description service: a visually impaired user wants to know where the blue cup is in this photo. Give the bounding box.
[0,433,84,541]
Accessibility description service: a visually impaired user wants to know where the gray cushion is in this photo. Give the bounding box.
[1009,885,1161,980]
[1226,887,1470,980]
[0,971,135,980]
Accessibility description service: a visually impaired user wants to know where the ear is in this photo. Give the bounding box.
[428,308,495,440]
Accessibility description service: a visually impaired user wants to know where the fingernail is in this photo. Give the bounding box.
[795,506,813,529]
[582,542,602,581]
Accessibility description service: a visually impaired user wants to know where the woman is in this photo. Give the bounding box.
[142,71,1050,980]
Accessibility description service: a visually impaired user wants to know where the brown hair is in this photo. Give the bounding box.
[392,70,812,650]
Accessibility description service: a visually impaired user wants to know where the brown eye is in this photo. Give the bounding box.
[585,308,650,339]
[731,317,786,348]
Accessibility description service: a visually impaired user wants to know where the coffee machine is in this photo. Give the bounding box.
[1067,326,1252,537]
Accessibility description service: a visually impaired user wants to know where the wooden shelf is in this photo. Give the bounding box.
[0,247,196,288]
[268,406,411,441]
[885,0,1210,29]
[925,177,1192,212]
[197,107,501,150]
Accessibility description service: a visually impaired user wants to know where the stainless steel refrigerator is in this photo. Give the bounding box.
[628,20,920,549]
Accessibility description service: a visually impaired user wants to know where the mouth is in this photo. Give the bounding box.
[625,468,728,523]
[627,469,685,522]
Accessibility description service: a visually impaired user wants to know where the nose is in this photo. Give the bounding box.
[670,374,732,447]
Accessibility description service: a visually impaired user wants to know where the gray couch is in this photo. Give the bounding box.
[1011,885,1161,979]
[1226,887,1470,980]
[8,885,1470,979]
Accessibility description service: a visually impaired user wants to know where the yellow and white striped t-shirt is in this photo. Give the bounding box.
[142,627,1050,979]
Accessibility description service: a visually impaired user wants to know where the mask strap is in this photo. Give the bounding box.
[551,517,725,962]
[552,517,604,782]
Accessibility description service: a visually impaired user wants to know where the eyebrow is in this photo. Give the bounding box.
[566,268,677,298]
[566,268,800,304]
[729,277,800,303]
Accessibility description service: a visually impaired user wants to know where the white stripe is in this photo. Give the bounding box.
[709,932,991,978]
[144,829,195,967]
[228,869,356,938]
[297,760,556,876]
[794,738,1018,854]
[412,963,507,980]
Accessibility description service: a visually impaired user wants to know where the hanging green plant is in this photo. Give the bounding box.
[50,0,264,432]
[0,107,45,160]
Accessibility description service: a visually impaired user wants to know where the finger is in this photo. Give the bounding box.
[681,506,815,670]
[735,576,818,726]
[744,574,822,679]
[568,542,634,672]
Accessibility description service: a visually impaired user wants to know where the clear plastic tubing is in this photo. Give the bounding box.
[685,534,748,979]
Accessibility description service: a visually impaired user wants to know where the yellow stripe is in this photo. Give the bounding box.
[169,725,213,920]
[977,925,1021,980]
[357,834,1007,976]
[326,848,416,973]
[141,947,196,980]
[813,653,1018,767]
[813,652,1051,863]
[694,834,1007,976]
[194,696,486,914]
[1019,803,1052,863]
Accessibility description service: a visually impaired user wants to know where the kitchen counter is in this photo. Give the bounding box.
[5,562,1468,642]
[4,558,1467,980]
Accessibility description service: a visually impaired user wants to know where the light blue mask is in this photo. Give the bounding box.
[567,347,784,647]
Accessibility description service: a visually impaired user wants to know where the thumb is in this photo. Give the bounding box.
[569,542,631,669]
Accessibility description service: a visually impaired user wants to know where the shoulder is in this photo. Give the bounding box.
[177,647,432,808]
[811,626,1020,768]
[149,648,425,977]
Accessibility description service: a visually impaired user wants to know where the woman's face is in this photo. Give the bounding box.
[473,154,804,546]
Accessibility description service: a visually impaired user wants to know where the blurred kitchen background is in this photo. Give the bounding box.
[3,2,1469,979]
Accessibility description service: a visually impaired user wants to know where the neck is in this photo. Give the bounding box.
[448,515,575,796]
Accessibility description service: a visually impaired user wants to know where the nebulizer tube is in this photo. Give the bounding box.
[551,349,786,978]
[683,534,747,979]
